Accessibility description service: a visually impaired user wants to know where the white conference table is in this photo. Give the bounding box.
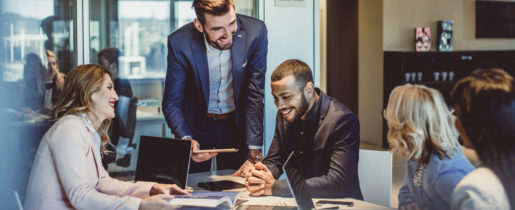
[187,169,394,209]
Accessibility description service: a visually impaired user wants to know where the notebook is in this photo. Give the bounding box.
[283,150,316,210]
[135,135,192,189]
[167,191,243,209]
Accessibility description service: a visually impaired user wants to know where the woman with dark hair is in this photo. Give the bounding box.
[24,64,188,210]
[451,68,515,209]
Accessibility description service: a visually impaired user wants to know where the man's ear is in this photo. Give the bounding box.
[304,82,314,96]
[194,19,204,33]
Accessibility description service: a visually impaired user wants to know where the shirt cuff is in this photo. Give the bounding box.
[182,136,192,140]
[248,145,262,150]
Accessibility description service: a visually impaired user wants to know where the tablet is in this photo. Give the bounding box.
[192,148,239,153]
[197,180,246,191]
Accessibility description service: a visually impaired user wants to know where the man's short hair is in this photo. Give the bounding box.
[98,48,121,69]
[192,0,235,24]
[271,59,313,89]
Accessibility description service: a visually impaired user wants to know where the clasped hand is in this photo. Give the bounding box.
[244,162,275,196]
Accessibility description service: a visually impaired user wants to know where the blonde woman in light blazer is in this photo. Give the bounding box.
[24,64,189,210]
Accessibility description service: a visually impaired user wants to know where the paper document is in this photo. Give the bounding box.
[168,191,242,208]
[241,196,298,206]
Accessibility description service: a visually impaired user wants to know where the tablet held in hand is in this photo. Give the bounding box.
[193,148,239,153]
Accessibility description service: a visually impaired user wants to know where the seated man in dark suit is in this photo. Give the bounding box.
[98,47,134,168]
[243,59,363,199]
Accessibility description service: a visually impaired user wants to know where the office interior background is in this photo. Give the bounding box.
[2,0,515,208]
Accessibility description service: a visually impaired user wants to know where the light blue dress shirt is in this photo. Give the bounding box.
[203,36,260,150]
[204,35,235,114]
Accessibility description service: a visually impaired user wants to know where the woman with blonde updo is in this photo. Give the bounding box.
[384,84,474,210]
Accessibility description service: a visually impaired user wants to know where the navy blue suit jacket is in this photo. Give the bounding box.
[163,14,267,147]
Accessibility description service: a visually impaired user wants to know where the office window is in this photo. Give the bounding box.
[1,0,75,81]
[0,0,74,108]
[0,1,75,203]
[90,0,257,79]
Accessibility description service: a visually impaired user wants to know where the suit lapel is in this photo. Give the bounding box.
[231,19,246,104]
[90,146,101,179]
[313,91,331,151]
[191,32,210,108]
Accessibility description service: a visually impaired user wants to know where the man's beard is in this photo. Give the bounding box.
[205,31,234,50]
[291,93,310,123]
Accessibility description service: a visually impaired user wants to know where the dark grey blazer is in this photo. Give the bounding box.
[263,89,363,199]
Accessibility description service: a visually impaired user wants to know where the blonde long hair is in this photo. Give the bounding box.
[37,50,64,96]
[384,84,459,163]
[53,64,112,155]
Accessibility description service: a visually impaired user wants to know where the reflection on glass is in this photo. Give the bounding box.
[1,0,74,110]
[0,0,75,207]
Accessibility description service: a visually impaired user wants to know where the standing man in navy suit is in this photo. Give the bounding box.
[163,0,267,172]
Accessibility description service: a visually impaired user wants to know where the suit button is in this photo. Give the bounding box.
[299,151,304,155]
[300,131,304,135]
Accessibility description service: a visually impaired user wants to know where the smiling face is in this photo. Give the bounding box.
[194,6,237,50]
[89,73,119,121]
[271,75,310,123]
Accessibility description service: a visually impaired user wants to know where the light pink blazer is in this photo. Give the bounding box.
[24,115,154,210]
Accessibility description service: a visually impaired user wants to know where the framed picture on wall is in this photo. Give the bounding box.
[476,0,515,38]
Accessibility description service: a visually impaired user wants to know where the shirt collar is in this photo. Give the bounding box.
[304,89,322,124]
[80,113,96,133]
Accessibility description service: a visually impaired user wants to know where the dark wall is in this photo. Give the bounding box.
[327,0,358,113]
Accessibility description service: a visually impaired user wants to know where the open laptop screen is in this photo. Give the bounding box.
[135,136,192,188]
[283,151,315,210]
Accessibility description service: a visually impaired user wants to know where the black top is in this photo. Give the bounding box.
[290,93,322,157]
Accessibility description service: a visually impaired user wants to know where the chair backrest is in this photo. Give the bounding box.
[116,95,137,139]
[358,149,392,207]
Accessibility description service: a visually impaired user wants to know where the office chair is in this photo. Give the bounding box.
[114,95,138,167]
[358,149,393,207]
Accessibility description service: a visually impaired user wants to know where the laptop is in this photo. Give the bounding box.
[283,150,316,210]
[135,135,192,189]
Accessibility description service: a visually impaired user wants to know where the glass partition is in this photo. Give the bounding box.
[0,0,75,204]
